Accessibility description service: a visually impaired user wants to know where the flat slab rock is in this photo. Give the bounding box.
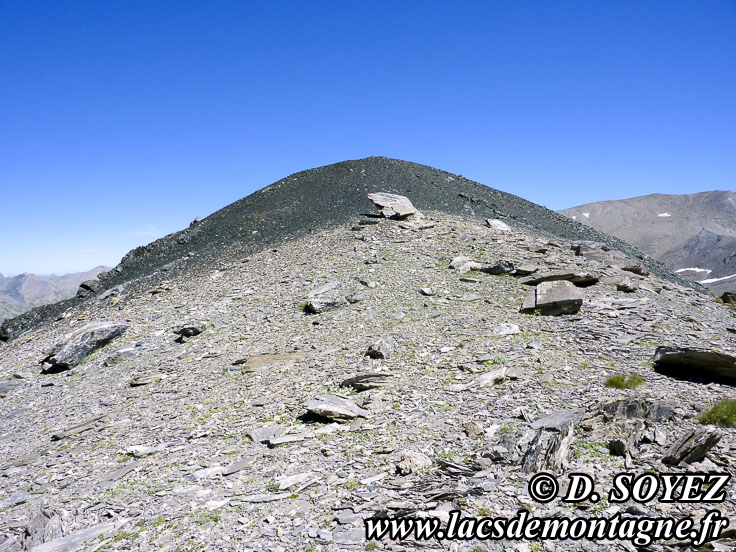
[518,270,599,287]
[520,280,584,315]
[305,394,369,422]
[41,321,128,372]
[367,192,421,219]
[654,346,736,383]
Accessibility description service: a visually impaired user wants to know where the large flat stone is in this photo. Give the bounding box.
[367,192,420,219]
[654,346,736,383]
[518,270,599,287]
[520,280,584,315]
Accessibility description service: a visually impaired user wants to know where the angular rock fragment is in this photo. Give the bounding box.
[31,521,130,552]
[365,338,395,359]
[653,346,736,383]
[174,322,207,337]
[51,415,106,441]
[340,372,391,391]
[720,292,736,305]
[76,279,100,298]
[40,322,128,372]
[639,281,662,293]
[449,256,482,274]
[616,277,639,293]
[0,380,21,398]
[618,263,649,276]
[479,260,514,275]
[512,263,538,276]
[232,352,302,373]
[0,491,31,509]
[305,394,369,422]
[247,425,285,444]
[492,323,519,336]
[130,373,162,387]
[522,408,585,473]
[223,457,254,476]
[449,367,506,392]
[597,398,674,422]
[486,219,512,232]
[662,428,721,465]
[518,270,599,287]
[397,449,432,475]
[367,192,420,219]
[520,280,584,315]
[304,282,353,314]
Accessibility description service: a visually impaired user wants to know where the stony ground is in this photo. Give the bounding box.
[1,210,735,552]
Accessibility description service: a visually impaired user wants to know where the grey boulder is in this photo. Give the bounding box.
[41,322,128,373]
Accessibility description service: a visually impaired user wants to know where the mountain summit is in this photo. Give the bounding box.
[0,157,702,341]
[560,190,736,295]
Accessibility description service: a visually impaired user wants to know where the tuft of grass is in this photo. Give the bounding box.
[700,400,736,428]
[605,374,645,389]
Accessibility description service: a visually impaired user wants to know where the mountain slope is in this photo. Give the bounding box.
[0,267,109,323]
[0,157,705,341]
[0,196,734,550]
[559,190,736,295]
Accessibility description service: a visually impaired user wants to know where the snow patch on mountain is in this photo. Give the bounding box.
[699,273,736,284]
[675,268,712,274]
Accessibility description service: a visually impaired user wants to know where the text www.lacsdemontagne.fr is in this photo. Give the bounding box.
[364,510,729,546]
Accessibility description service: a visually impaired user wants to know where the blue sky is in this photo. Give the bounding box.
[1,1,734,275]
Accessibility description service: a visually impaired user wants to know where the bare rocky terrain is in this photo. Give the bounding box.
[560,191,736,296]
[1,159,735,552]
[0,268,109,324]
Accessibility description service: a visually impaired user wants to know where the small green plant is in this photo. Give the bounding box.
[365,543,377,551]
[344,480,358,490]
[605,374,645,389]
[478,507,492,516]
[700,400,736,428]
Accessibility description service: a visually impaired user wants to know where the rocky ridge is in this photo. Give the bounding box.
[1,157,706,343]
[0,194,735,551]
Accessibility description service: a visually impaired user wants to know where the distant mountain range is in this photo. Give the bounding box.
[0,267,109,322]
[560,190,736,295]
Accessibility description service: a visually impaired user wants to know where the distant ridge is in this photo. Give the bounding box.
[1,157,705,340]
[560,190,736,295]
[0,266,109,323]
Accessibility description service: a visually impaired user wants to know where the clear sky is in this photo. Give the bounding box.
[1,1,734,275]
